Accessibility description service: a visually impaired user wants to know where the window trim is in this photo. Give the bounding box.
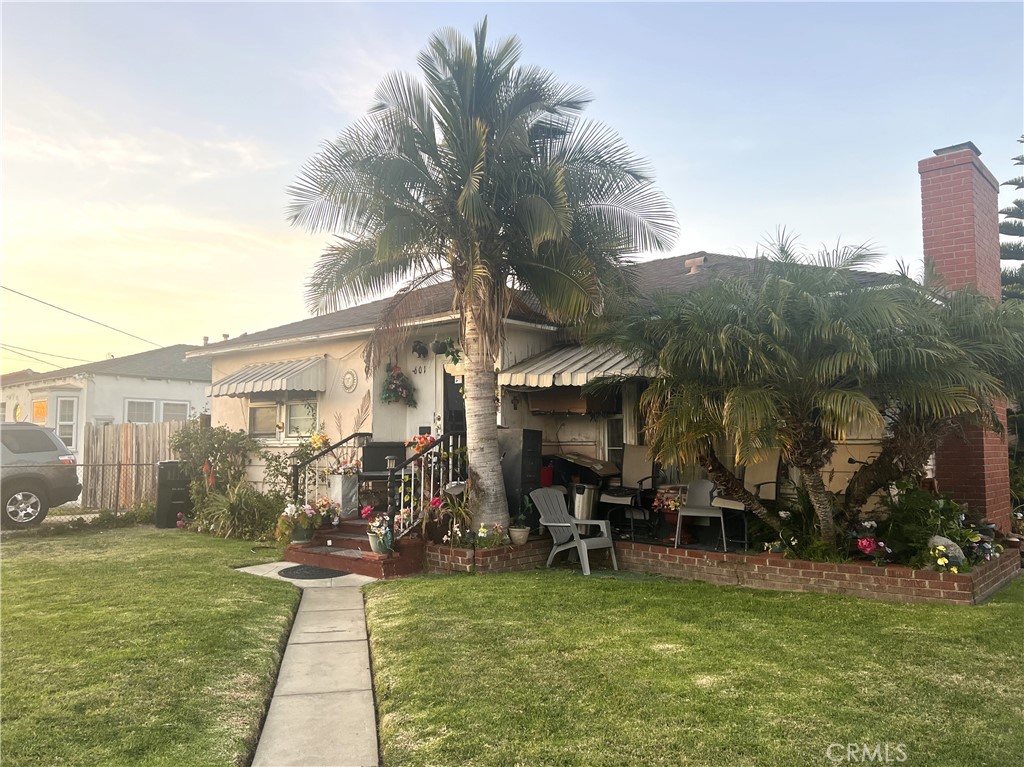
[124,399,157,424]
[56,396,78,449]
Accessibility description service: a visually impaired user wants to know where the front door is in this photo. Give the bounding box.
[442,371,466,434]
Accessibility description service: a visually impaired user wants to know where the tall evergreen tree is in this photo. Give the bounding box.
[1000,135,1024,301]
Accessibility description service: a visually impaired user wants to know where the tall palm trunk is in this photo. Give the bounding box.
[798,467,838,546]
[462,304,509,528]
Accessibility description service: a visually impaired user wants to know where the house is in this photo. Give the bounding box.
[187,251,881,503]
[0,344,211,460]
[188,141,1012,535]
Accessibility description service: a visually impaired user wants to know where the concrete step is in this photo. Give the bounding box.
[316,531,373,552]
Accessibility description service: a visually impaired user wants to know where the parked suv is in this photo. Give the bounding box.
[1,423,82,527]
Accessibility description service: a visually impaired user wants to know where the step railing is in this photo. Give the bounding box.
[290,432,373,504]
[387,433,467,545]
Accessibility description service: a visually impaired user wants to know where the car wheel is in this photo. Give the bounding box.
[3,487,49,527]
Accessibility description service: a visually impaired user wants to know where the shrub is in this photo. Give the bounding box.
[184,481,283,541]
[169,421,263,502]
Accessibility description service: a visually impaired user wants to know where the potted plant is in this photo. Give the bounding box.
[509,499,531,545]
[275,498,338,544]
[380,365,417,407]
[361,505,393,554]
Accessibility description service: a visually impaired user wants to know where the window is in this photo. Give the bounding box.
[249,404,278,437]
[161,401,190,422]
[0,402,6,422]
[56,397,78,448]
[1,429,59,454]
[125,400,156,423]
[286,401,316,438]
[247,397,317,439]
[606,414,624,470]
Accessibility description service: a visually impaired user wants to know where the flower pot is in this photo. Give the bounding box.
[328,474,360,518]
[508,527,530,546]
[291,524,313,544]
[367,532,388,554]
[430,339,448,355]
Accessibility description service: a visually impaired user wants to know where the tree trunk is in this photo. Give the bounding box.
[699,448,781,532]
[799,467,838,545]
[842,417,948,519]
[462,304,509,528]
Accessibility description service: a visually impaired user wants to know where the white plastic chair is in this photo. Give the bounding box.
[530,487,618,576]
[673,479,729,551]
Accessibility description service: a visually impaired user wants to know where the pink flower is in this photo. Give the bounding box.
[361,505,376,520]
[857,537,878,555]
[430,497,443,510]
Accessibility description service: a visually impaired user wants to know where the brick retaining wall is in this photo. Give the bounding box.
[423,537,1020,604]
[425,538,550,574]
[615,540,1020,605]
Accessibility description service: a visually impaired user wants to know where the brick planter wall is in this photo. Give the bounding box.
[425,538,550,574]
[422,537,1019,604]
[615,540,1020,605]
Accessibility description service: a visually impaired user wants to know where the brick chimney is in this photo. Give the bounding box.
[919,142,1011,531]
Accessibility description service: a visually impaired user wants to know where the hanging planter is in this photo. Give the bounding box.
[380,364,417,407]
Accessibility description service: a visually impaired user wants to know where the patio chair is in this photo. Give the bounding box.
[530,487,618,576]
[673,479,729,551]
[706,451,782,550]
[599,444,657,537]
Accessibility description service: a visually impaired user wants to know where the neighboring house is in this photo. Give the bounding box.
[0,345,211,461]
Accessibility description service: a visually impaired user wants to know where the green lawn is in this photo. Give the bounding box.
[1,527,298,767]
[365,570,1024,767]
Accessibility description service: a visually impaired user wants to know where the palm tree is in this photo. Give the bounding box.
[595,235,1015,546]
[287,19,677,526]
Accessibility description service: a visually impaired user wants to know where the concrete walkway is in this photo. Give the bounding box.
[238,562,379,767]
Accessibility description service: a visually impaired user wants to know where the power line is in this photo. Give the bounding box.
[1,343,96,363]
[1,286,163,347]
[0,347,60,370]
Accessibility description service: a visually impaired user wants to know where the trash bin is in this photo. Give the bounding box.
[573,483,597,520]
[155,460,192,528]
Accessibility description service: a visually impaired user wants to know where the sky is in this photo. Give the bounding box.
[2,2,1021,374]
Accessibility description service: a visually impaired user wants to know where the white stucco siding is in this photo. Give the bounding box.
[1,374,207,460]
[87,375,208,425]
[208,338,375,446]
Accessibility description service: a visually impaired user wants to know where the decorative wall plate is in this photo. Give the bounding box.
[342,369,358,393]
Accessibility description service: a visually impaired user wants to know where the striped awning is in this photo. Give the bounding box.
[208,357,326,397]
[498,346,654,388]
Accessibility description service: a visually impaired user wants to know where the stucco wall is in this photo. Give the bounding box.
[1,374,207,459]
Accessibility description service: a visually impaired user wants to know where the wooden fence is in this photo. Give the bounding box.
[81,421,186,509]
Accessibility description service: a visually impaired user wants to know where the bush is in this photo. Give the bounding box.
[169,421,263,506]
[877,482,1002,571]
[184,481,283,541]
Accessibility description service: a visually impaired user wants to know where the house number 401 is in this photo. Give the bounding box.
[411,365,428,375]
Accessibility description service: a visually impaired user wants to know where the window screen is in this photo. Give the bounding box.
[286,401,316,438]
[125,400,156,423]
[162,402,189,422]
[249,404,278,437]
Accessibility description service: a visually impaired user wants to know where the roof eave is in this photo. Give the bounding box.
[187,314,561,358]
